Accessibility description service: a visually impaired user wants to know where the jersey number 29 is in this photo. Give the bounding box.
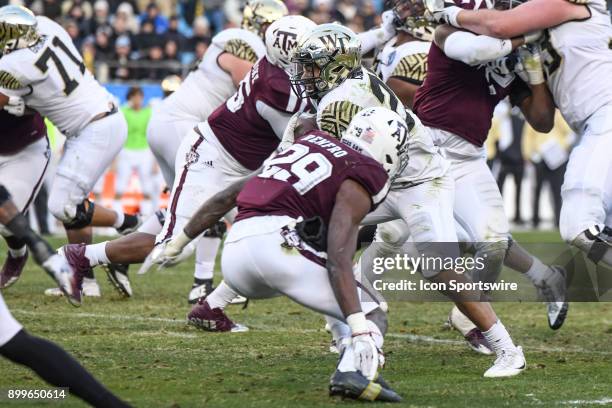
[259,144,332,195]
[35,36,86,96]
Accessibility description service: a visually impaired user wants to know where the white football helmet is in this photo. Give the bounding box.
[0,5,40,54]
[342,107,409,180]
[264,15,316,72]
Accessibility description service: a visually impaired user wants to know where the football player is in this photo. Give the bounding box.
[55,16,315,306]
[0,185,129,407]
[428,0,612,269]
[0,6,139,298]
[0,110,49,289]
[165,24,527,378]
[165,108,408,402]
[79,0,287,304]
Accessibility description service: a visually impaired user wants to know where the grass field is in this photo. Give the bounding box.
[0,231,611,407]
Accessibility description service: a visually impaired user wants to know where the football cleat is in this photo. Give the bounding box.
[483,346,526,378]
[448,306,494,355]
[41,253,75,304]
[44,278,101,298]
[534,266,569,330]
[188,278,213,304]
[137,251,156,275]
[102,263,132,297]
[229,295,248,305]
[116,214,141,235]
[187,300,249,333]
[56,244,93,306]
[329,370,402,402]
[0,250,28,289]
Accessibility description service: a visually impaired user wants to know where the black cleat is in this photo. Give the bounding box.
[116,214,141,235]
[329,371,402,402]
[188,278,213,304]
[102,263,132,297]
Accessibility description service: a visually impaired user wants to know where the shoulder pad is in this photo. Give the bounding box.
[391,52,428,85]
[0,70,23,90]
[318,100,363,139]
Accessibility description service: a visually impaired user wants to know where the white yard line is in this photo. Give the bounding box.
[12,309,612,355]
[559,398,612,405]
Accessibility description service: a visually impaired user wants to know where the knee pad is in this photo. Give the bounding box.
[376,220,410,248]
[0,185,11,206]
[472,239,509,284]
[61,199,95,230]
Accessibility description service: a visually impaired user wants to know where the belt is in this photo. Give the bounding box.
[90,103,118,123]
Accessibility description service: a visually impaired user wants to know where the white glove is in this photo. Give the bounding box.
[352,333,379,380]
[381,10,397,42]
[518,44,545,85]
[424,0,462,27]
[4,96,25,117]
[150,231,193,266]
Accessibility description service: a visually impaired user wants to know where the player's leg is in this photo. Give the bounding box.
[0,294,129,407]
[560,107,612,267]
[0,138,49,288]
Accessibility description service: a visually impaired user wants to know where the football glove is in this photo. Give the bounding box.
[424,0,462,27]
[150,231,194,266]
[381,10,397,41]
[4,96,25,117]
[352,333,380,381]
[518,44,545,85]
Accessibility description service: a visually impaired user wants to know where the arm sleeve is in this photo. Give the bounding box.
[443,30,513,66]
[390,52,429,85]
[255,100,294,139]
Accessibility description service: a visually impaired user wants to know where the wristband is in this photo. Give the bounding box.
[346,312,368,335]
[175,230,193,249]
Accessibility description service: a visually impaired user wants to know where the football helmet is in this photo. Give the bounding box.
[290,23,361,100]
[242,0,288,39]
[386,0,435,41]
[265,15,316,71]
[0,5,40,54]
[342,107,409,180]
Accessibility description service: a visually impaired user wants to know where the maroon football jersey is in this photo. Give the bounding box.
[235,130,390,228]
[0,111,46,155]
[412,0,530,147]
[207,57,308,171]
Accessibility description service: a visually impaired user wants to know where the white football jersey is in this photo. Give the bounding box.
[316,67,449,186]
[0,17,113,138]
[160,28,265,121]
[542,0,612,131]
[374,38,430,84]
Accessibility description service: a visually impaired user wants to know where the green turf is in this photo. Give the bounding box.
[0,232,610,407]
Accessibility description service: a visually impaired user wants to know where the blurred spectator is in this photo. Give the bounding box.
[189,16,211,49]
[134,19,160,51]
[286,0,309,15]
[94,26,114,62]
[140,2,168,34]
[117,86,158,214]
[164,15,187,52]
[523,111,574,228]
[192,40,209,63]
[66,2,91,38]
[64,19,85,50]
[107,0,139,15]
[164,39,181,67]
[138,45,167,80]
[111,35,135,80]
[111,13,133,42]
[112,2,140,34]
[89,0,112,36]
[308,0,333,24]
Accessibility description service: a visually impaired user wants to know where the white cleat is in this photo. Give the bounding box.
[229,295,248,305]
[535,266,569,330]
[448,306,494,355]
[137,252,157,275]
[45,278,101,297]
[483,346,526,378]
[41,254,75,299]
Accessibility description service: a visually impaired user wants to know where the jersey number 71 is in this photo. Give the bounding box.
[35,36,86,96]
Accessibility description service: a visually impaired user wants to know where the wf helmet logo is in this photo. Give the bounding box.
[319,34,349,54]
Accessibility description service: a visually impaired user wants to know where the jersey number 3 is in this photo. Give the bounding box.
[35,36,86,96]
[259,144,332,195]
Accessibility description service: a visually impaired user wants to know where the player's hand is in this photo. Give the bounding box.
[519,44,545,85]
[150,232,193,266]
[4,96,25,117]
[278,111,301,152]
[381,10,397,41]
[424,0,462,27]
[352,333,379,380]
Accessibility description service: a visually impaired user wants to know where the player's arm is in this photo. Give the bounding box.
[449,0,590,39]
[327,179,372,317]
[359,10,397,57]
[386,78,420,109]
[217,53,255,87]
[434,25,525,66]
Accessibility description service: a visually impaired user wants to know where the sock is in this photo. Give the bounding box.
[138,212,164,235]
[206,281,238,310]
[112,211,125,229]
[0,330,129,408]
[84,242,110,267]
[326,316,351,353]
[194,237,220,280]
[8,245,27,258]
[482,320,516,357]
[525,257,553,285]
